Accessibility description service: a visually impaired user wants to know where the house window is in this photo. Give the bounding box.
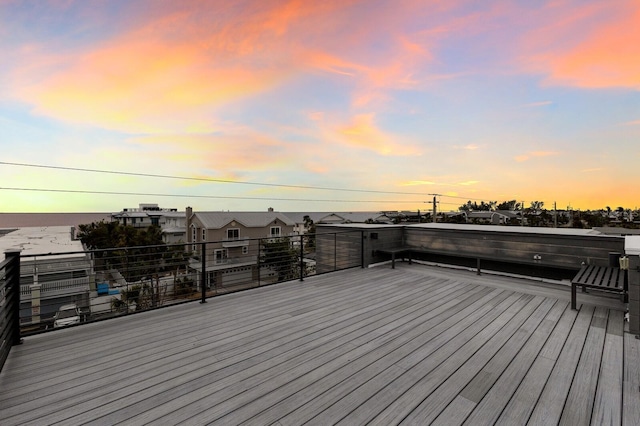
[214,249,227,264]
[202,229,207,242]
[270,226,281,237]
[191,226,197,251]
[227,228,239,240]
[242,246,249,255]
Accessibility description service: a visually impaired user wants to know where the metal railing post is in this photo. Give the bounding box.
[200,242,207,304]
[299,234,304,282]
[361,231,365,268]
[257,238,262,286]
[7,250,22,346]
[334,233,337,271]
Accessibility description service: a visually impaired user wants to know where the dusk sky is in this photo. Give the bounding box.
[1,0,638,213]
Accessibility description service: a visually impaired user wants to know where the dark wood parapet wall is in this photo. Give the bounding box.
[403,225,625,272]
[316,224,625,276]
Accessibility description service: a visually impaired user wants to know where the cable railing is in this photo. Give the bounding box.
[9,230,364,337]
[0,251,21,373]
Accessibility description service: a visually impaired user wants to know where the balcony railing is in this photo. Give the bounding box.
[20,277,90,297]
[1,230,364,344]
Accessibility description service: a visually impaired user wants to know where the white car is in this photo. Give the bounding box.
[53,304,81,328]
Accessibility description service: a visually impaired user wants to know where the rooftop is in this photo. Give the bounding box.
[0,226,83,257]
[1,263,637,425]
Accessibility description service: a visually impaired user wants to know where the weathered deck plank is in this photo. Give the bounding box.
[527,304,595,425]
[559,306,609,425]
[591,309,624,425]
[623,331,640,426]
[0,264,632,426]
[495,305,578,425]
[456,301,568,425]
[351,294,540,425]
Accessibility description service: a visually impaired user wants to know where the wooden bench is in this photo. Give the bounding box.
[375,247,413,269]
[375,247,484,274]
[571,265,627,310]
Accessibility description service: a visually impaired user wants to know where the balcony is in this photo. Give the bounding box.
[0,227,639,424]
[221,237,250,248]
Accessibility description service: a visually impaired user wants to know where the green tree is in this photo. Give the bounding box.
[78,221,168,284]
[459,200,496,212]
[261,237,300,282]
[496,200,521,210]
[303,215,316,250]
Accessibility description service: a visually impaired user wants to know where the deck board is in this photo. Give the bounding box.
[0,263,634,426]
[591,309,624,425]
[495,305,578,424]
[623,332,640,426]
[457,301,568,425]
[559,306,608,426]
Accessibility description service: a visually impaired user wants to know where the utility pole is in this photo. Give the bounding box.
[426,194,440,223]
[432,195,439,223]
[433,194,439,223]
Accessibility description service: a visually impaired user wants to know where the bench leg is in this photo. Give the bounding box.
[571,283,577,310]
[391,253,395,269]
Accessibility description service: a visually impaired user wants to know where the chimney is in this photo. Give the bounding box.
[268,207,274,212]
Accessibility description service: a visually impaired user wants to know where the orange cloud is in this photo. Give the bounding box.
[13,28,287,133]
[336,113,422,156]
[401,180,437,186]
[515,151,560,162]
[453,144,480,150]
[129,130,292,175]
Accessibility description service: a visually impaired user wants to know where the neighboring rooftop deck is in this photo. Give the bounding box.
[0,263,638,425]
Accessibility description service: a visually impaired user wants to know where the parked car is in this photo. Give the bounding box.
[53,304,81,328]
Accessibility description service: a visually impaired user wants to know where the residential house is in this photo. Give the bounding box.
[112,203,186,243]
[0,226,91,328]
[186,208,295,288]
[284,212,393,235]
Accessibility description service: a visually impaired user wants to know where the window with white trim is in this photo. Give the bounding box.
[270,226,281,237]
[214,249,228,264]
[227,228,239,240]
[202,229,206,242]
[242,246,249,255]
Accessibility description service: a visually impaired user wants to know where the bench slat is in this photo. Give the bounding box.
[571,265,626,310]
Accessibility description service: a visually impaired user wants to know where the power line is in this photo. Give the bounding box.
[0,187,426,204]
[0,161,538,206]
[0,161,484,201]
[0,161,432,196]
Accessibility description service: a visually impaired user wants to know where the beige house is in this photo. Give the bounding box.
[186,208,295,288]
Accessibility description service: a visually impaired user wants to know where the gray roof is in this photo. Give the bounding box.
[282,212,389,224]
[193,212,295,229]
[0,226,85,257]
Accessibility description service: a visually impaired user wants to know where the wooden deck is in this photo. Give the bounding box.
[0,264,638,425]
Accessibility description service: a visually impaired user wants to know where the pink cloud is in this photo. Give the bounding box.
[6,0,447,131]
[521,1,640,89]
